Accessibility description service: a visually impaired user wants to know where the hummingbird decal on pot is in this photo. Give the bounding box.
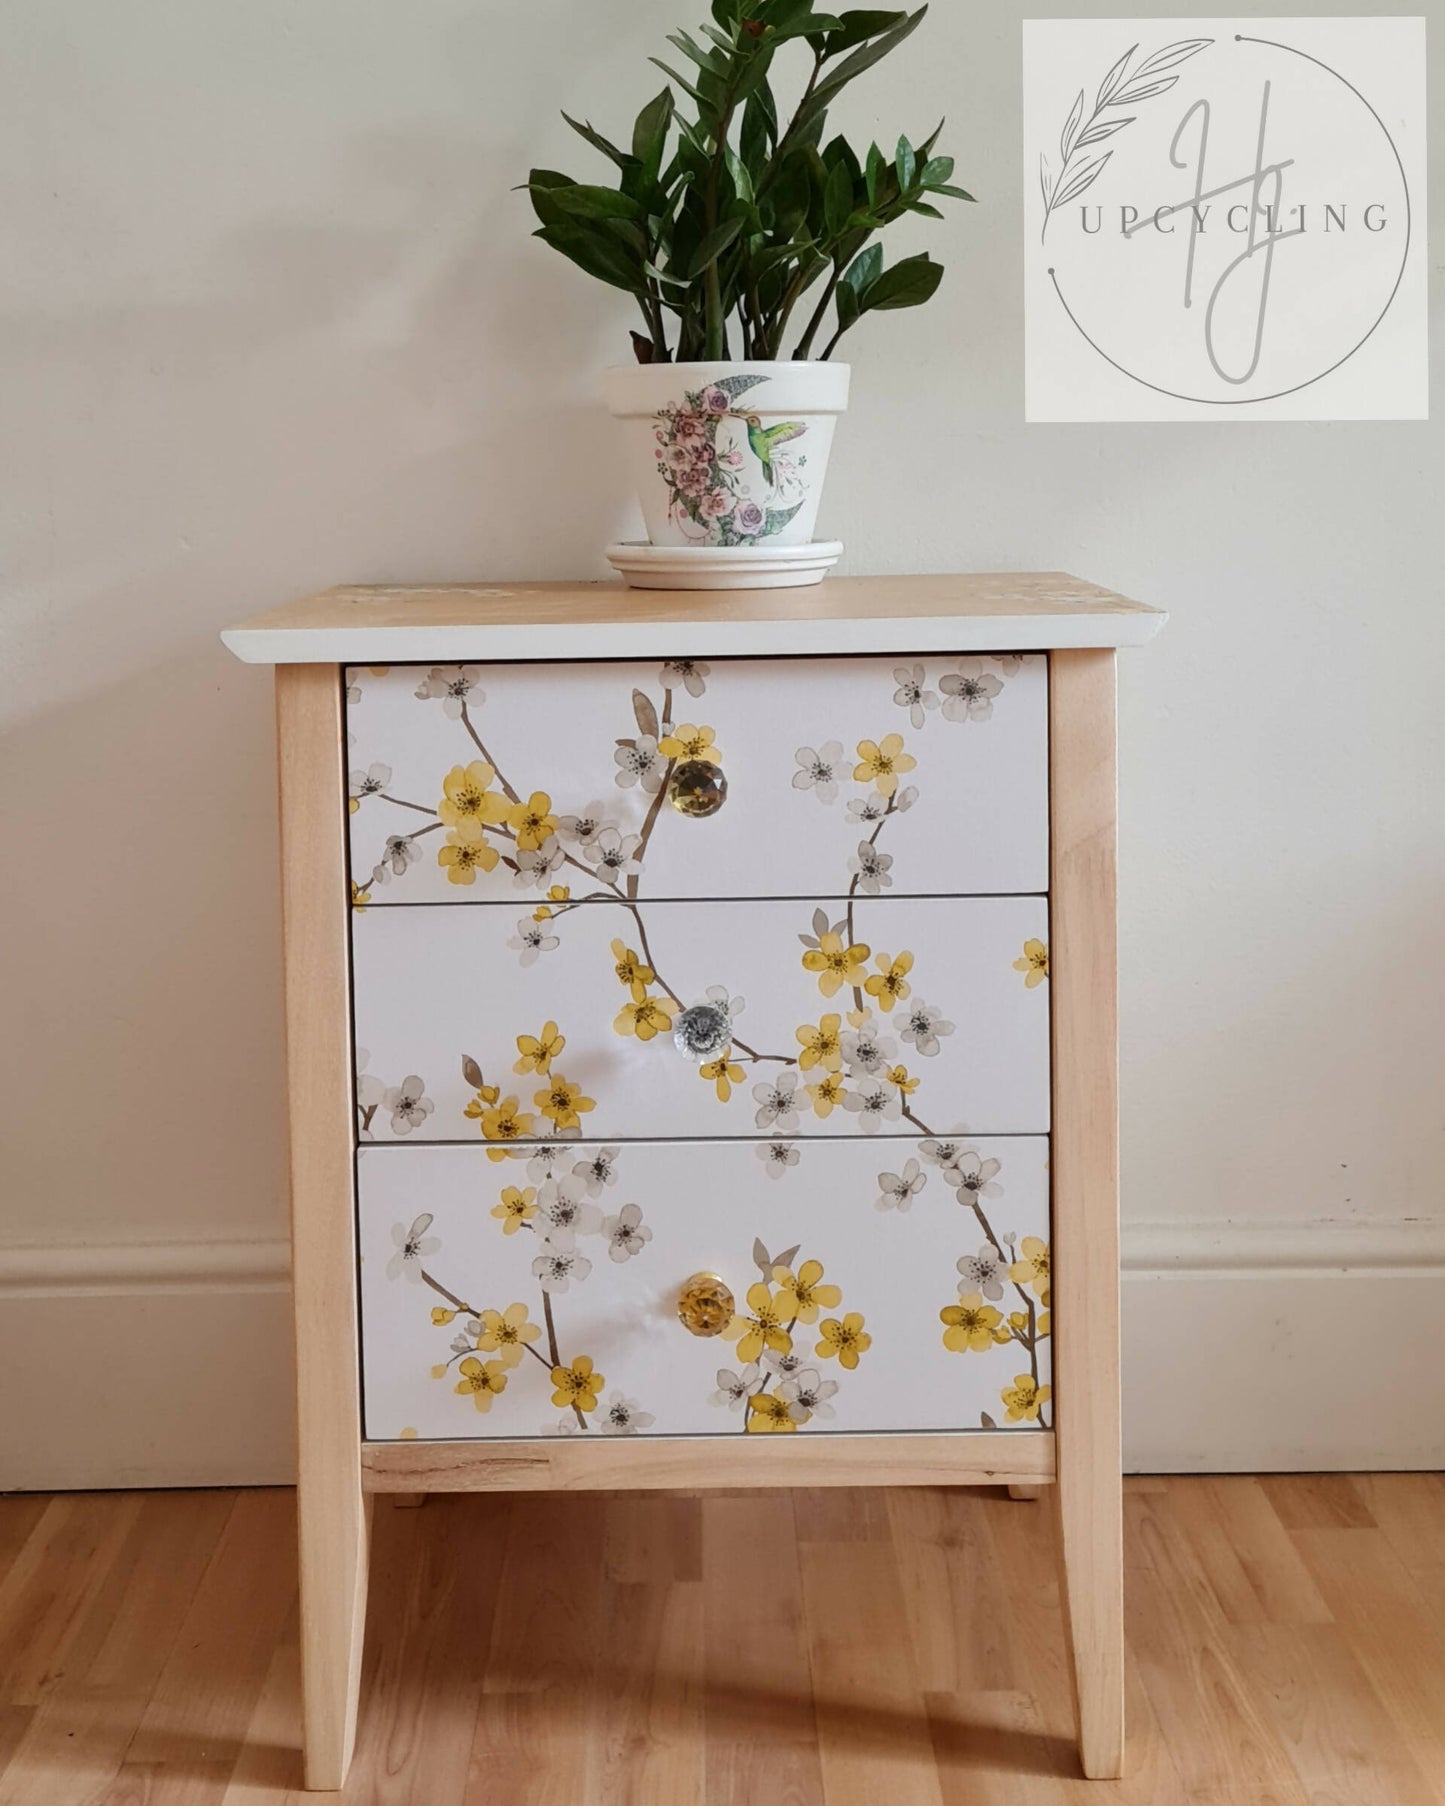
[742,414,808,487]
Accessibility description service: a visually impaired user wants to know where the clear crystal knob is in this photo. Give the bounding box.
[673,1003,731,1062]
[668,758,727,817]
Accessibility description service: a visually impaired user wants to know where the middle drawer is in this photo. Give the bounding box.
[353,893,1051,1144]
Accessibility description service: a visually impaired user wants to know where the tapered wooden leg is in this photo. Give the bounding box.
[1007,1484,1044,1501]
[1049,651,1124,1780]
[276,664,369,1791]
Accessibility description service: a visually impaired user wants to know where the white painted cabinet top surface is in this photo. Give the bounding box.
[222,572,1165,663]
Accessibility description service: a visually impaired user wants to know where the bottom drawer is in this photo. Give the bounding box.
[357,1138,1052,1443]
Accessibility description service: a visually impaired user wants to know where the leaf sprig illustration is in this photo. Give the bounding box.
[1038,38,1214,244]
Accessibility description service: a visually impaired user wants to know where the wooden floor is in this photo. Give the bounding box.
[0,1474,1442,1804]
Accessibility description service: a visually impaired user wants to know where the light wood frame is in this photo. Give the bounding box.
[275,646,1124,1789]
[1048,649,1124,1779]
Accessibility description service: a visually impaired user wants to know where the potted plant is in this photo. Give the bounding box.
[526,2,973,587]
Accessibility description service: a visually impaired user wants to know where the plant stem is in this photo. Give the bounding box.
[792,260,845,360]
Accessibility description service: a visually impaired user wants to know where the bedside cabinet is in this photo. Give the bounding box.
[223,573,1164,1788]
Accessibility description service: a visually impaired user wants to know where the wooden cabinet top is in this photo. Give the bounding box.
[222,573,1165,665]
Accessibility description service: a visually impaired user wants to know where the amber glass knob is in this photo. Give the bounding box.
[668,758,727,817]
[677,1272,735,1337]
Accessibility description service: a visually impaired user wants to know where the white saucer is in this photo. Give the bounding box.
[606,540,844,591]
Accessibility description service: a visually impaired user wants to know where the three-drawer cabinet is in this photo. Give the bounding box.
[224,573,1164,1788]
[346,654,1053,1445]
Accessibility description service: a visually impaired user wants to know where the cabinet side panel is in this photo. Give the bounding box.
[275,662,368,1789]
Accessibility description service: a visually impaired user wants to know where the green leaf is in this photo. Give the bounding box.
[547,184,645,224]
[524,168,575,227]
[930,182,976,201]
[823,160,853,237]
[534,223,645,295]
[648,58,707,106]
[835,279,861,332]
[809,6,926,110]
[865,141,885,206]
[895,134,916,194]
[740,81,777,165]
[916,116,945,161]
[920,154,953,186]
[841,241,882,296]
[859,249,942,310]
[665,28,726,73]
[687,216,744,278]
[908,200,944,218]
[632,88,675,168]
[818,8,908,54]
[560,112,634,174]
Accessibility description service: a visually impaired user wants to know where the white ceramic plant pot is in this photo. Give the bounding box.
[603,361,850,554]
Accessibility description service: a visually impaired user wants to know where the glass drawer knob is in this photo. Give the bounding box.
[673,1003,731,1062]
[677,1273,735,1337]
[668,758,727,818]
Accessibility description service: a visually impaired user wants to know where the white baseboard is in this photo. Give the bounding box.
[1,1219,1440,1489]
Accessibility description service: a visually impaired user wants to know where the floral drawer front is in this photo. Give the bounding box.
[358,1137,1052,1442]
[345,653,1046,905]
[353,894,1050,1144]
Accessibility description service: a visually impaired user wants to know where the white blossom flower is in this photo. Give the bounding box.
[953,1148,1004,1204]
[710,1364,763,1410]
[940,659,1003,723]
[920,1136,971,1173]
[958,1244,1009,1300]
[387,1213,439,1282]
[893,664,939,729]
[372,834,420,883]
[896,999,955,1058]
[556,804,609,848]
[848,840,894,895]
[602,1201,652,1262]
[509,917,560,965]
[544,1417,580,1436]
[786,1370,838,1420]
[348,763,391,806]
[764,1347,811,1381]
[527,1141,569,1181]
[531,1239,592,1293]
[753,1070,801,1133]
[756,1139,800,1179]
[660,658,709,698]
[991,653,1024,676]
[843,1078,902,1134]
[415,665,484,717]
[876,1157,926,1212]
[573,1146,620,1194]
[893,784,918,812]
[774,1378,815,1425]
[846,792,889,826]
[589,827,644,887]
[792,741,846,803]
[600,1391,655,1436]
[535,1173,602,1243]
[615,735,665,793]
[840,1015,897,1076]
[382,1075,433,1136]
[513,835,564,889]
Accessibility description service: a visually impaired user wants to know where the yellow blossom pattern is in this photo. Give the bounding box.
[513,1022,565,1076]
[534,1073,596,1131]
[802,932,871,998]
[1014,939,1049,987]
[466,1092,535,1159]
[455,1356,508,1412]
[507,790,557,851]
[865,950,914,1006]
[658,723,722,762]
[491,1185,538,1233]
[854,733,916,797]
[772,1259,841,1324]
[746,1391,799,1434]
[723,1281,794,1363]
[796,1013,843,1071]
[1001,1374,1051,1423]
[700,1054,744,1101]
[816,1313,871,1369]
[614,995,677,1041]
[475,1303,541,1368]
[941,1295,1006,1354]
[438,818,500,884]
[1010,1237,1050,1297]
[551,1355,604,1413]
[438,761,509,828]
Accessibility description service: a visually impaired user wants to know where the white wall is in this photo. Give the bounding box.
[2,0,1441,1487]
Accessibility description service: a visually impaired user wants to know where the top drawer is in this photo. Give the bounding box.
[346,654,1047,903]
